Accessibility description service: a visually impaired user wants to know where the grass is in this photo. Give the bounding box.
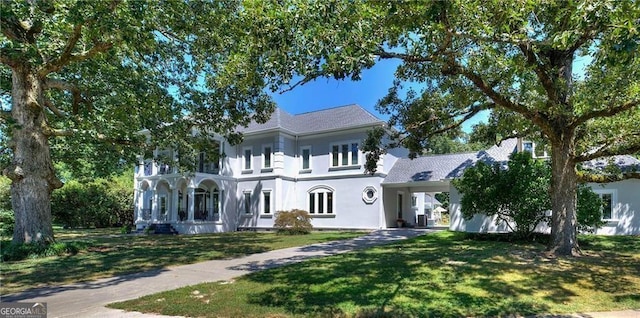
[0,228,365,295]
[110,231,640,318]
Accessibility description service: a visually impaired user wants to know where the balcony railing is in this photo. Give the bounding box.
[196,163,220,175]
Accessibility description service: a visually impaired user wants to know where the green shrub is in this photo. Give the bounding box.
[454,152,609,240]
[577,185,607,233]
[51,172,134,228]
[1,240,91,262]
[274,209,313,235]
[0,209,14,237]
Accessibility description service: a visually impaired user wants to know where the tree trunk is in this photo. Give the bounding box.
[5,65,63,245]
[547,133,580,256]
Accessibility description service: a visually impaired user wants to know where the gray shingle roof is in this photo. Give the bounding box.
[238,104,383,135]
[384,137,639,185]
[383,138,518,184]
[582,155,640,173]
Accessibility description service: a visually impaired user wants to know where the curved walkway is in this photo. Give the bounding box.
[3,229,432,318]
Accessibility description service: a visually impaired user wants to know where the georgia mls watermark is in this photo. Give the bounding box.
[0,302,47,318]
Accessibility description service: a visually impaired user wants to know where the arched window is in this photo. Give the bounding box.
[308,186,334,214]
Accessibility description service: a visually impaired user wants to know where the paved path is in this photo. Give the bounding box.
[2,229,431,317]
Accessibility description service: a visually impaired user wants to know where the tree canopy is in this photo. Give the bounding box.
[0,1,279,244]
[247,0,640,255]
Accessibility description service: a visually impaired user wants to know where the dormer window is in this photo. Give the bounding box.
[523,141,533,153]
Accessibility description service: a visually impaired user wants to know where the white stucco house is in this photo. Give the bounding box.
[133,105,640,235]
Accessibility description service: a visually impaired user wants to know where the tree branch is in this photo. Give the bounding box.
[406,102,495,137]
[375,49,436,63]
[453,64,554,136]
[572,100,640,129]
[0,47,21,67]
[575,133,640,162]
[0,13,40,43]
[44,79,85,115]
[518,43,559,104]
[44,100,70,118]
[277,72,321,94]
[39,41,113,77]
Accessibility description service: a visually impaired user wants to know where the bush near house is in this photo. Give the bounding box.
[51,173,134,228]
[274,209,313,235]
[454,152,606,239]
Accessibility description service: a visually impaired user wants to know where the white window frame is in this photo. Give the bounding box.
[300,145,312,171]
[593,189,617,221]
[243,190,253,214]
[329,140,360,168]
[262,144,273,170]
[242,146,253,172]
[261,190,272,215]
[308,186,335,215]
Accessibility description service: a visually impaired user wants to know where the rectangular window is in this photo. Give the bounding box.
[301,147,311,170]
[351,143,359,165]
[601,193,613,220]
[332,145,339,167]
[327,192,333,214]
[262,191,271,214]
[309,193,315,213]
[244,192,252,214]
[263,145,272,169]
[318,192,324,213]
[243,147,252,170]
[330,142,360,167]
[341,144,349,166]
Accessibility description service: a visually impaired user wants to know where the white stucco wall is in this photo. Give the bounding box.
[589,179,640,235]
[292,176,384,229]
[449,180,640,235]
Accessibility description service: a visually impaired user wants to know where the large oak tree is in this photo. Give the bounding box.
[248,0,640,255]
[1,1,276,244]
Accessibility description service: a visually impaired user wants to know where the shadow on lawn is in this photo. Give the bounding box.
[1,232,275,296]
[245,232,639,317]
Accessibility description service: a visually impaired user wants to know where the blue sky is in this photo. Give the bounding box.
[268,60,489,133]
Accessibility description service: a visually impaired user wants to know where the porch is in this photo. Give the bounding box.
[134,175,231,234]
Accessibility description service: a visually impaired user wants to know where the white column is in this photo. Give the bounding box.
[187,187,195,221]
[151,190,158,222]
[134,189,142,221]
[171,188,179,222]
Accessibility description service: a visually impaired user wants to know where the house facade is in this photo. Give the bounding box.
[134,105,412,233]
[133,105,640,235]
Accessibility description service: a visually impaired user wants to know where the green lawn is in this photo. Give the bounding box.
[0,228,365,295]
[109,231,640,318]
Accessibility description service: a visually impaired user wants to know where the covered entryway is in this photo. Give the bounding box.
[381,181,451,228]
